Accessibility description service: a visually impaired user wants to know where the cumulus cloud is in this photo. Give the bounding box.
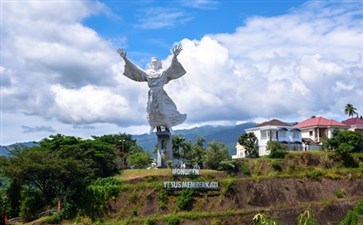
[2,0,363,142]
[165,1,363,124]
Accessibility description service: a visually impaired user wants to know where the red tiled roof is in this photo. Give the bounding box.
[342,118,363,126]
[257,119,290,127]
[293,116,348,128]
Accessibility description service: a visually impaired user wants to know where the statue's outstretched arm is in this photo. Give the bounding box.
[117,48,127,59]
[164,45,186,83]
[117,48,147,82]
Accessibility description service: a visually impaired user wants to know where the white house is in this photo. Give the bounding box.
[233,119,302,158]
[293,116,349,150]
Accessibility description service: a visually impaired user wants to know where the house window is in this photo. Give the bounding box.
[279,130,286,138]
[261,130,267,140]
[309,131,313,137]
[292,130,299,139]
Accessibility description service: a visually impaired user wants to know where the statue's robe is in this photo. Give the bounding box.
[123,57,187,131]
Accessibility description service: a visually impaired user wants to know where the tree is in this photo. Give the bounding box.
[324,130,363,154]
[127,150,153,168]
[203,141,230,170]
[267,141,288,158]
[345,103,357,118]
[92,133,142,169]
[238,133,258,158]
[190,138,206,168]
[172,135,185,161]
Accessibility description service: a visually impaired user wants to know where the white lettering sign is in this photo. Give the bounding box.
[163,181,219,190]
[171,168,200,176]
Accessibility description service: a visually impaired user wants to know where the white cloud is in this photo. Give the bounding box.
[137,7,193,29]
[2,0,363,144]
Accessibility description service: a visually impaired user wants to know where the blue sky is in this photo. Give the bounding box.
[1,0,363,145]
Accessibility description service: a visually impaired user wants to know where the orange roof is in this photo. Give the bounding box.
[294,116,348,128]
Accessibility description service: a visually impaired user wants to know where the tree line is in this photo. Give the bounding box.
[0,133,234,224]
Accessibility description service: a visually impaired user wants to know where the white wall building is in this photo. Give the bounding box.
[233,119,302,158]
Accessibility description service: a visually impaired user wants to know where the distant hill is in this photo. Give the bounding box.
[0,142,39,157]
[132,122,257,155]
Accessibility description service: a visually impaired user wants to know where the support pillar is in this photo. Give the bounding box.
[156,127,173,167]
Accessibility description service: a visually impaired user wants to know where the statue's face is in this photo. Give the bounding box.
[149,57,161,70]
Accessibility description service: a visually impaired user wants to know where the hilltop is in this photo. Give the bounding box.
[132,122,257,155]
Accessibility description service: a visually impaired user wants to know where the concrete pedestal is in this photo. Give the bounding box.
[156,128,173,167]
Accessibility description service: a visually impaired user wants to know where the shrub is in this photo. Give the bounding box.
[129,192,137,203]
[165,215,180,225]
[340,201,363,225]
[144,218,156,225]
[19,188,43,222]
[334,188,346,199]
[268,141,288,159]
[271,160,282,172]
[297,208,316,225]
[306,168,322,181]
[158,189,168,210]
[176,189,194,211]
[131,207,138,217]
[252,213,278,225]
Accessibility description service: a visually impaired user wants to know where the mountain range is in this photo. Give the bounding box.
[0,122,257,157]
[132,122,257,155]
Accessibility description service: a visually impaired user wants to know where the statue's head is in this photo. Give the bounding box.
[148,57,162,70]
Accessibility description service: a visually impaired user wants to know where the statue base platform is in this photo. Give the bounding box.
[156,127,173,168]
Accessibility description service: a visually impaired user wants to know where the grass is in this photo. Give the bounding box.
[117,169,222,181]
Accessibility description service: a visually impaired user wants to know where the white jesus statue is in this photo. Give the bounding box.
[117,45,187,134]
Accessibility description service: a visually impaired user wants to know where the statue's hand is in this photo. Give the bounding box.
[172,45,183,57]
[117,48,127,59]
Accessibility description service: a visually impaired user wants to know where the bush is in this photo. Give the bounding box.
[81,177,122,219]
[271,160,282,172]
[297,208,316,225]
[165,215,180,225]
[306,168,322,181]
[176,189,194,211]
[158,189,168,210]
[268,141,288,159]
[340,201,363,225]
[19,188,43,222]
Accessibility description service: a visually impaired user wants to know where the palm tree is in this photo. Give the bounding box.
[344,103,357,118]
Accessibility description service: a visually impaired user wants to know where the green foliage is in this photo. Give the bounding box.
[129,192,137,203]
[144,217,156,225]
[324,130,363,154]
[239,132,259,158]
[44,212,63,224]
[81,177,122,219]
[345,103,358,118]
[252,213,278,225]
[268,141,288,159]
[297,208,316,225]
[127,149,153,169]
[165,215,180,225]
[176,189,194,211]
[203,141,230,170]
[92,133,142,169]
[237,160,251,176]
[131,207,138,217]
[334,188,346,199]
[218,160,237,172]
[340,202,363,225]
[158,189,168,210]
[306,168,322,181]
[271,160,282,172]
[221,178,235,196]
[19,187,43,222]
